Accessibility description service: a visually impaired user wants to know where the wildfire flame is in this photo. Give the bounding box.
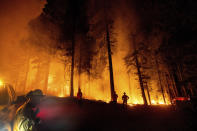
[0,80,3,86]
[0,0,172,106]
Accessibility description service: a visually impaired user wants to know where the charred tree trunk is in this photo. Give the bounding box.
[132,35,148,105]
[166,65,178,97]
[172,68,182,97]
[155,57,166,104]
[177,64,187,97]
[106,24,115,101]
[70,34,75,97]
[78,45,82,91]
[165,73,173,104]
[145,82,151,105]
[70,3,77,97]
[103,0,116,101]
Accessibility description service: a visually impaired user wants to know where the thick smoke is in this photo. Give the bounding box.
[0,0,178,104]
[0,0,46,93]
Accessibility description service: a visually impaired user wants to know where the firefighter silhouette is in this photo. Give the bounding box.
[77,88,82,100]
[77,88,83,106]
[122,92,129,108]
[112,91,118,104]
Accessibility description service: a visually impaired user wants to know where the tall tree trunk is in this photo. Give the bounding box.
[132,35,148,105]
[177,64,187,97]
[78,45,82,90]
[70,35,75,97]
[167,69,178,97]
[145,82,151,105]
[165,73,173,104]
[172,68,182,96]
[70,4,77,97]
[166,64,179,97]
[106,24,115,101]
[103,0,116,101]
[69,0,80,97]
[155,56,166,104]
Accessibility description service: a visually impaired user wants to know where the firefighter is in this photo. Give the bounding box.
[77,88,82,100]
[122,92,129,108]
[77,88,83,106]
[112,91,118,104]
[13,89,44,131]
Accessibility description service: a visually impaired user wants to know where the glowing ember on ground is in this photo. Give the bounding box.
[159,101,164,105]
[132,100,140,105]
[151,100,156,105]
[58,93,65,97]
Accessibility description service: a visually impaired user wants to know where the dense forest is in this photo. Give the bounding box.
[1,0,197,105]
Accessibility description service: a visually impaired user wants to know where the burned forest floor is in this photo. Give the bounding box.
[34,97,197,131]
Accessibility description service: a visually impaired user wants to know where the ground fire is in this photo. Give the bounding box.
[0,0,197,131]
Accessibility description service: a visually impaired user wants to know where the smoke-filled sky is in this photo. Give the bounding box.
[0,0,46,42]
[0,0,46,82]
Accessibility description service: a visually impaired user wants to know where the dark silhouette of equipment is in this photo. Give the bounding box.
[13,89,44,131]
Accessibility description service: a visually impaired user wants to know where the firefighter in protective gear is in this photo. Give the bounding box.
[77,88,83,106]
[13,89,44,131]
[122,92,129,108]
[112,91,118,104]
[77,88,82,100]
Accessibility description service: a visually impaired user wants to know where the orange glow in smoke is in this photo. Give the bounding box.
[0,80,3,86]
[13,52,171,105]
[0,0,171,106]
[58,93,65,98]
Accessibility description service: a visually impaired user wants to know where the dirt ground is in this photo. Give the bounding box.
[34,97,197,131]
